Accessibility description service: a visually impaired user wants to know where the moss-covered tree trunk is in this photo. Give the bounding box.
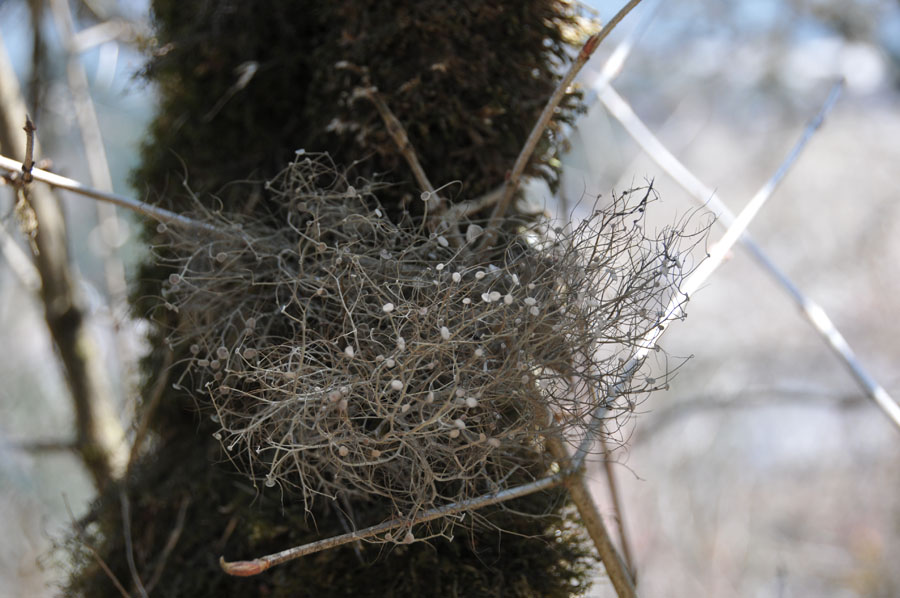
[67,3,595,596]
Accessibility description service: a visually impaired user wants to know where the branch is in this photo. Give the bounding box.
[0,39,127,490]
[220,469,569,576]
[119,489,149,598]
[51,0,129,314]
[127,346,174,470]
[359,87,437,205]
[597,80,900,431]
[0,154,215,231]
[600,437,637,579]
[478,0,645,249]
[546,434,637,598]
[3,437,78,453]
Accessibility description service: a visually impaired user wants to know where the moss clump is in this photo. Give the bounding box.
[66,433,593,598]
[66,1,598,597]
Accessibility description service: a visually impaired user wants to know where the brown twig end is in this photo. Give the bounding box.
[220,555,270,577]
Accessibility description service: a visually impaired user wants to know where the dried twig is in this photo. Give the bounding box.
[3,438,78,453]
[144,496,191,593]
[546,434,637,598]
[0,154,215,231]
[64,496,131,598]
[21,116,35,181]
[479,0,645,249]
[597,80,900,430]
[0,218,40,291]
[359,87,437,203]
[50,0,130,344]
[119,489,149,598]
[220,468,569,576]
[600,437,636,578]
[127,346,174,471]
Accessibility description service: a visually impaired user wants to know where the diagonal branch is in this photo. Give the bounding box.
[545,433,637,598]
[478,0,645,249]
[219,468,570,576]
[0,154,215,231]
[359,86,437,202]
[596,80,900,431]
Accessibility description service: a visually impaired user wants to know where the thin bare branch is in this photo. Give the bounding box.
[4,438,78,453]
[598,80,900,431]
[64,495,131,598]
[360,86,437,203]
[479,0,645,248]
[51,0,133,345]
[128,346,174,471]
[601,437,636,579]
[144,495,191,593]
[0,154,215,231]
[0,219,40,291]
[119,489,149,598]
[0,39,127,490]
[22,115,35,180]
[546,435,637,598]
[220,468,569,576]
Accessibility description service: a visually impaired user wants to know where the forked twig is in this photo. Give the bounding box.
[478,0,645,249]
[597,80,900,430]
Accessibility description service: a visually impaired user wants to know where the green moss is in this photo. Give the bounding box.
[67,1,596,596]
[67,432,593,597]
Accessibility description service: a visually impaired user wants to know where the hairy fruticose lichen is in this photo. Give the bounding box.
[157,152,706,536]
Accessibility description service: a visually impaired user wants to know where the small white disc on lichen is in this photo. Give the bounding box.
[390,379,403,391]
[344,345,355,358]
[382,302,395,313]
